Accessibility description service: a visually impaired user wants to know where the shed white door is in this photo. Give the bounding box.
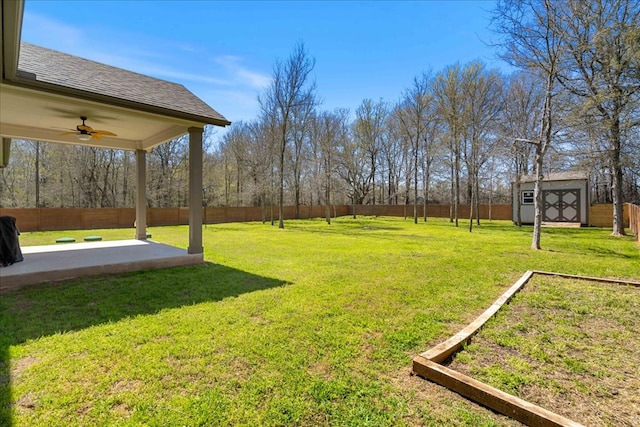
[542,189,580,222]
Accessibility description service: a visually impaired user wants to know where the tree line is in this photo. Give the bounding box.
[1,0,638,240]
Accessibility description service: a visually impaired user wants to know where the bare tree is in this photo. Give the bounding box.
[433,64,465,227]
[247,121,276,211]
[500,72,544,226]
[70,146,120,208]
[353,99,387,205]
[461,62,504,232]
[421,112,442,222]
[336,123,371,208]
[397,73,433,223]
[554,0,640,236]
[382,111,409,206]
[148,135,189,207]
[290,98,315,218]
[493,0,566,249]
[316,109,349,224]
[259,42,317,228]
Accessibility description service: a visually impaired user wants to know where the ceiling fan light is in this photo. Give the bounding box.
[77,133,91,141]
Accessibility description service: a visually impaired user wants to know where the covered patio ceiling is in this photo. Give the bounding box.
[1,83,207,152]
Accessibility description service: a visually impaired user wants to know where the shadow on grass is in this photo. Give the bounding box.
[0,262,288,426]
[578,245,637,259]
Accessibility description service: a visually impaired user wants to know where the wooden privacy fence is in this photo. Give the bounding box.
[352,203,512,220]
[589,203,630,227]
[0,206,350,232]
[628,203,640,243]
[1,204,506,232]
[0,203,632,233]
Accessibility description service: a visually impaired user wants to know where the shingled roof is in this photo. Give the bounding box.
[515,171,589,183]
[17,42,229,125]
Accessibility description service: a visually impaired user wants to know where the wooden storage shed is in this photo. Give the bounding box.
[512,172,590,226]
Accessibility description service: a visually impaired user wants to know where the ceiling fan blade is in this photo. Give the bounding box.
[93,130,117,136]
[77,125,94,132]
[91,133,103,140]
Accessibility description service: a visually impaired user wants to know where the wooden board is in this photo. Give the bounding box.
[412,356,584,427]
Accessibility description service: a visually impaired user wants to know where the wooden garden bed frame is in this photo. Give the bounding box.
[412,270,640,427]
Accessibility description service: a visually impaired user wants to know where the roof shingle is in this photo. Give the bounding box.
[17,42,229,125]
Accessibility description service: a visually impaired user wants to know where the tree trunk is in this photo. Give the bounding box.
[371,158,376,205]
[531,148,544,249]
[449,152,454,223]
[278,139,285,229]
[515,175,522,227]
[413,143,418,224]
[610,118,625,236]
[35,141,40,208]
[295,183,300,219]
[475,175,480,226]
[423,164,429,222]
[531,75,554,249]
[325,162,331,225]
[469,184,474,233]
[454,147,460,228]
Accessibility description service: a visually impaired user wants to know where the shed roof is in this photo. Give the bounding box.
[17,42,229,125]
[515,171,589,183]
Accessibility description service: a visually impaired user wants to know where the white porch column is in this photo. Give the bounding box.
[135,149,147,240]
[188,127,203,254]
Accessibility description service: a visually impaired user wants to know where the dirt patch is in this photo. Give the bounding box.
[307,360,333,378]
[76,402,93,415]
[448,276,640,427]
[16,391,38,411]
[110,379,143,394]
[12,355,39,381]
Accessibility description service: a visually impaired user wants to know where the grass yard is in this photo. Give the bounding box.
[449,275,640,426]
[1,217,638,426]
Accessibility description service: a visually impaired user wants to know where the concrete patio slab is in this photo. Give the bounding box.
[0,240,204,292]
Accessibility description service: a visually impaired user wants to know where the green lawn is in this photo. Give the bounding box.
[1,217,638,426]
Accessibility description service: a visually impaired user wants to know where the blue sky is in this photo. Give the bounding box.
[21,1,509,136]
